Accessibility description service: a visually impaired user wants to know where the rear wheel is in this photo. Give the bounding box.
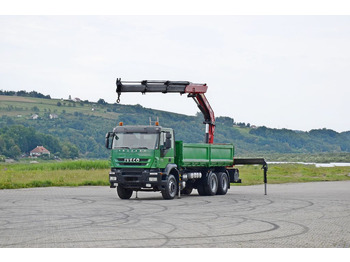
[217,172,229,195]
[162,174,178,200]
[117,186,133,199]
[203,171,218,196]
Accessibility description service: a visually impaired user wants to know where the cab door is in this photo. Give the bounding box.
[158,130,175,168]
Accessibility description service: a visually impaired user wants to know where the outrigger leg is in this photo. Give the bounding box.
[233,158,268,195]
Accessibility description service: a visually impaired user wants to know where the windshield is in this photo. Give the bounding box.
[112,133,159,150]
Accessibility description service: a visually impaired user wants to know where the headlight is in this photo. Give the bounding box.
[149,177,157,182]
[110,176,117,181]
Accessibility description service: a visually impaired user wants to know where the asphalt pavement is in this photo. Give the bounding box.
[0,181,349,247]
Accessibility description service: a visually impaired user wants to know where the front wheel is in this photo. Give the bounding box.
[117,185,133,199]
[162,174,178,200]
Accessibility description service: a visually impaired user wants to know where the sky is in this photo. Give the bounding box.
[0,6,349,132]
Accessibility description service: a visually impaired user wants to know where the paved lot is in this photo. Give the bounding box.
[0,181,349,248]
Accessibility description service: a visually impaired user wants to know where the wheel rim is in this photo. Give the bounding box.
[222,174,228,191]
[169,178,176,197]
[210,173,218,192]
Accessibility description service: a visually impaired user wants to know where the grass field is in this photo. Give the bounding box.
[0,95,120,120]
[0,160,109,189]
[1,160,350,189]
[239,152,350,163]
[235,164,350,186]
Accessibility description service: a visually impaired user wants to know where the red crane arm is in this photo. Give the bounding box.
[187,93,215,144]
[184,83,208,94]
[196,94,215,144]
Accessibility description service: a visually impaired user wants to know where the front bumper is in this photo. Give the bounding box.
[109,168,166,189]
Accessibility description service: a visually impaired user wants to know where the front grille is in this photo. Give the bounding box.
[122,172,142,176]
[121,170,143,183]
[119,163,146,166]
[116,158,149,166]
[124,177,139,182]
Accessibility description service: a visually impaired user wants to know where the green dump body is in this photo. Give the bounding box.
[175,141,234,168]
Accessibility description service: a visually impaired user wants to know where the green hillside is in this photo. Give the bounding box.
[1,93,350,161]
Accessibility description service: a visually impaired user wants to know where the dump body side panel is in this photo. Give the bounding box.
[210,144,234,166]
[175,141,234,168]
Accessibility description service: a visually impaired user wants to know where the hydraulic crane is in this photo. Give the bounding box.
[116,78,215,144]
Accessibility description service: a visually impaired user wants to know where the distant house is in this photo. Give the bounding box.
[49,113,59,119]
[31,114,39,120]
[30,146,50,157]
[73,97,81,102]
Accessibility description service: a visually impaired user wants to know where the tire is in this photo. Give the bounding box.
[162,174,178,200]
[117,185,133,199]
[217,172,229,195]
[204,171,218,196]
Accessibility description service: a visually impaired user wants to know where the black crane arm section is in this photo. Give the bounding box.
[115,78,215,143]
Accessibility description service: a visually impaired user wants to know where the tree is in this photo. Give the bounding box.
[61,143,79,159]
[8,145,21,158]
[0,137,6,155]
[97,98,107,105]
[32,106,40,112]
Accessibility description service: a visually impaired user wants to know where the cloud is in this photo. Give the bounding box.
[1,15,349,132]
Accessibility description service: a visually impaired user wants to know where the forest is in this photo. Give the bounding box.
[0,90,51,99]
[0,125,79,160]
[0,91,349,160]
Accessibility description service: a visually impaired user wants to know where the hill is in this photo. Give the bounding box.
[0,94,350,160]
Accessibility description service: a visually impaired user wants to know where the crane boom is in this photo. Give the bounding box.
[116,78,215,143]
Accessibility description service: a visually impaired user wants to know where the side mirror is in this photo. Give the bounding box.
[105,132,113,149]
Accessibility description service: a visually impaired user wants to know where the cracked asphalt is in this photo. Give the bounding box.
[0,181,349,247]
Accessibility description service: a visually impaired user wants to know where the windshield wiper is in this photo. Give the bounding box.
[134,147,149,149]
[117,146,130,149]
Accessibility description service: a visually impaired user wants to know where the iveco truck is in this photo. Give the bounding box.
[105,79,267,200]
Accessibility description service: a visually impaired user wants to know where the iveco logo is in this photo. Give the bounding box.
[124,158,140,162]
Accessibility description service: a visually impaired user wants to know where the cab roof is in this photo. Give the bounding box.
[113,125,162,134]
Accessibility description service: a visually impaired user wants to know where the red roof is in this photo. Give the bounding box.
[30,146,50,154]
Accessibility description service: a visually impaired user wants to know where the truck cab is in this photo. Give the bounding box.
[105,123,179,199]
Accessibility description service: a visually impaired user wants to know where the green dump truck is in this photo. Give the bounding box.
[106,124,240,199]
[105,79,267,200]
